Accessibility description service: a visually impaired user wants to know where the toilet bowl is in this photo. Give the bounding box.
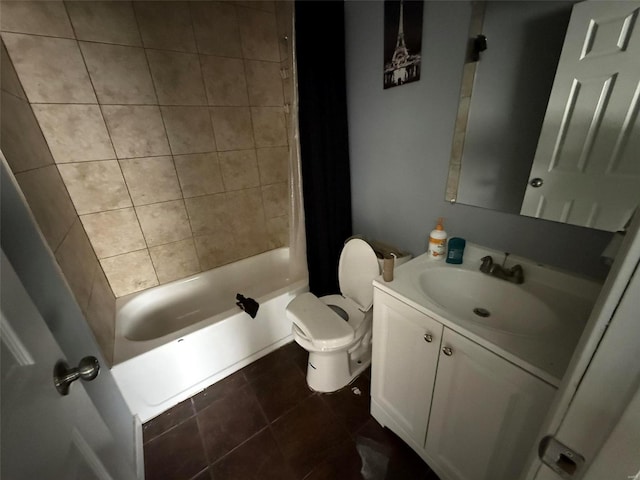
[285,238,381,392]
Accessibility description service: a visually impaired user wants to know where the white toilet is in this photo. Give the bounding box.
[286,238,381,393]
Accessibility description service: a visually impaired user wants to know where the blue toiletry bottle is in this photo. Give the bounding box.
[446,237,466,264]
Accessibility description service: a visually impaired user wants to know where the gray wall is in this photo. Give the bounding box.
[344,0,611,280]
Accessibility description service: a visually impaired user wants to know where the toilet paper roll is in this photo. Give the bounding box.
[383,255,395,282]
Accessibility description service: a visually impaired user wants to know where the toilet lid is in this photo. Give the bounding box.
[338,239,380,311]
[286,292,354,350]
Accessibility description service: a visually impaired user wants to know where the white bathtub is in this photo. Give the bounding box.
[111,248,308,423]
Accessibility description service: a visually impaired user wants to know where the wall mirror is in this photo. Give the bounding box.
[446,0,640,232]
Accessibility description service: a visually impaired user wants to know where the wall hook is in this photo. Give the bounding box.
[471,34,487,61]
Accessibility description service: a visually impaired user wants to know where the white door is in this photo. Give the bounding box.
[532,254,640,480]
[370,289,443,450]
[520,0,640,232]
[425,328,556,480]
[1,251,136,480]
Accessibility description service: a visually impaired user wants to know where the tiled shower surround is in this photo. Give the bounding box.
[1,0,293,363]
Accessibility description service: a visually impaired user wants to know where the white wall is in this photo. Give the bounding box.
[344,1,612,280]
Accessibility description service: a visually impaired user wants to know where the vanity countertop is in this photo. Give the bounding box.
[373,243,603,386]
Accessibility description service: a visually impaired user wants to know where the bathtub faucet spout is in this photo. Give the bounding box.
[236,294,259,318]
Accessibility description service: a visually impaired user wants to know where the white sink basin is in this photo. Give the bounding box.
[417,268,559,336]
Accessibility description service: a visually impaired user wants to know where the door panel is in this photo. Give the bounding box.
[371,290,443,447]
[426,328,556,480]
[521,0,640,231]
[0,252,128,480]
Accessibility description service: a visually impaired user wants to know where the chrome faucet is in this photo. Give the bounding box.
[479,254,524,284]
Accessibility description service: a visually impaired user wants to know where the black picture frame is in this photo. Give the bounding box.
[384,0,424,89]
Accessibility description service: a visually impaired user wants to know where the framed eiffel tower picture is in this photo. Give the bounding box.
[383,0,424,89]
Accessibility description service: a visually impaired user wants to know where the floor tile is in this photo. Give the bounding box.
[249,360,313,422]
[303,439,364,480]
[190,467,212,480]
[144,417,207,480]
[320,374,371,434]
[192,370,247,412]
[355,419,436,480]
[241,344,293,382]
[280,340,309,375]
[271,395,351,478]
[209,428,296,480]
[197,384,267,463]
[143,398,195,444]
[142,342,439,480]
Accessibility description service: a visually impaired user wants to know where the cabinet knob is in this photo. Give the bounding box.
[424,333,433,343]
[442,346,453,356]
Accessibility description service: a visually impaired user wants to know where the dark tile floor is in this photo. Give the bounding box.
[143,341,440,480]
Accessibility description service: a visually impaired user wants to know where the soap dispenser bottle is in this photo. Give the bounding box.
[427,218,447,260]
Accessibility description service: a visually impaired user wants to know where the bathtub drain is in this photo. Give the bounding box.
[473,307,490,318]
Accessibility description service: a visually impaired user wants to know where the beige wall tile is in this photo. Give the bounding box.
[84,267,116,365]
[101,249,159,297]
[251,107,286,147]
[32,104,115,164]
[210,107,255,151]
[201,55,248,106]
[2,33,96,103]
[174,153,224,198]
[218,149,260,191]
[266,215,288,249]
[66,1,141,46]
[191,2,242,58]
[225,187,268,241]
[15,165,77,251]
[234,231,268,259]
[194,231,238,270]
[184,193,229,236]
[261,182,288,218]
[135,2,197,52]
[102,105,171,158]
[236,2,275,13]
[81,208,146,259]
[256,146,288,185]
[58,160,132,215]
[147,50,206,106]
[120,156,182,206]
[1,92,54,173]
[237,7,279,62]
[2,42,27,99]
[282,69,292,105]
[81,42,156,105]
[136,200,192,247]
[1,1,74,38]
[54,218,99,312]
[149,239,201,284]
[161,106,216,155]
[245,60,283,106]
[275,1,293,63]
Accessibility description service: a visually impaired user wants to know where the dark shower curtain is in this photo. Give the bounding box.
[295,0,353,296]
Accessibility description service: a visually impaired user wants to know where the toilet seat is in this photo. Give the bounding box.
[338,239,380,311]
[321,294,366,331]
[287,292,355,351]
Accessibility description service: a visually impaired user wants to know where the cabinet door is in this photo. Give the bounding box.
[426,328,556,480]
[371,289,443,448]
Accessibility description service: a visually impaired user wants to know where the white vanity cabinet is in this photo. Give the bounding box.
[371,288,557,480]
[426,328,556,480]
[371,289,443,450]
